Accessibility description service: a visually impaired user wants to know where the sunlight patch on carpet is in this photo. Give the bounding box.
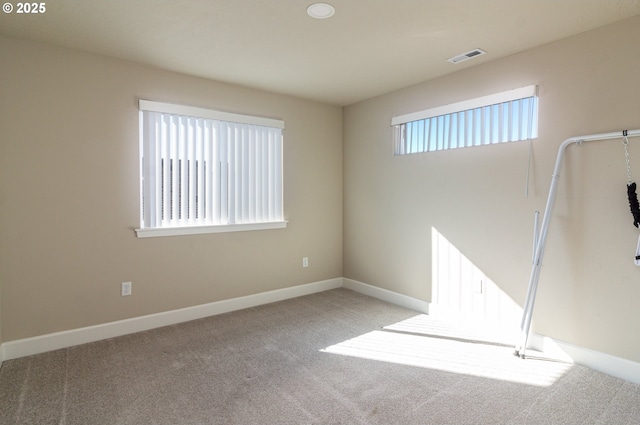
[321,317,572,387]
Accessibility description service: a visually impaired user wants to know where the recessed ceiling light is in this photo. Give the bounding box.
[307,3,335,19]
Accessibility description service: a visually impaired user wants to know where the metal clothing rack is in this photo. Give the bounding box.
[515,129,640,359]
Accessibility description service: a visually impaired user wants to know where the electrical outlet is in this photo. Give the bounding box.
[302,257,309,268]
[121,281,132,296]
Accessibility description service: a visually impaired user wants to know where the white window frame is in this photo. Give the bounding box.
[391,85,538,155]
[136,100,287,238]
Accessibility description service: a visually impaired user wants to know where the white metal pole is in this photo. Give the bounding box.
[515,129,640,359]
[518,211,540,334]
[532,210,540,264]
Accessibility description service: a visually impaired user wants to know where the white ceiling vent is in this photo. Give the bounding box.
[447,48,487,64]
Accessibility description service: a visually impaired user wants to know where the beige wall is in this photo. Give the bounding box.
[0,36,343,342]
[0,281,2,357]
[344,16,640,362]
[3,16,640,365]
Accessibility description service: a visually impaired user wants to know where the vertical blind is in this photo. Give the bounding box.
[392,86,538,155]
[139,100,284,229]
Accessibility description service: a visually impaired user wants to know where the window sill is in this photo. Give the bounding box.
[135,221,288,238]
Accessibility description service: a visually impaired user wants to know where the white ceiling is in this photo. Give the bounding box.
[1,0,639,106]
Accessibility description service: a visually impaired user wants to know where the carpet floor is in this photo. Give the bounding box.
[2,288,640,424]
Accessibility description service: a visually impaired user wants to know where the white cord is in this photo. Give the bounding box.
[525,138,533,197]
[624,136,632,184]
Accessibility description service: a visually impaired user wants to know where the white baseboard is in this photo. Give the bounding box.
[3,276,640,386]
[343,278,430,313]
[0,278,342,362]
[528,333,640,385]
[342,280,640,385]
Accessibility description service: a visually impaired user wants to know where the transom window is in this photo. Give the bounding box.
[391,85,538,155]
[136,100,286,238]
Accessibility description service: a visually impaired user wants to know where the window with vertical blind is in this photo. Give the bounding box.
[136,100,286,238]
[391,85,538,155]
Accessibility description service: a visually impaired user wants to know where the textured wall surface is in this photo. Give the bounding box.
[343,16,640,362]
[0,36,343,341]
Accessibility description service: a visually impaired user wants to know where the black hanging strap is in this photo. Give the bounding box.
[627,182,640,228]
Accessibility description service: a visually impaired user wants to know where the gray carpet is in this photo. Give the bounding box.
[2,288,640,424]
